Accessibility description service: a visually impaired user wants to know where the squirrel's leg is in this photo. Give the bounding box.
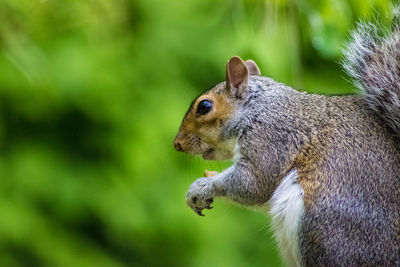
[186,160,264,216]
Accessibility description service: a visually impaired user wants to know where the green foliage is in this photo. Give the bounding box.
[0,0,393,266]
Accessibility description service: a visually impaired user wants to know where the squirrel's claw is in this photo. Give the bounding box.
[205,198,214,209]
[195,208,205,216]
[191,198,214,215]
[186,177,215,217]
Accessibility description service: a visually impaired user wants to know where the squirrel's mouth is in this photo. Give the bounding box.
[202,148,215,160]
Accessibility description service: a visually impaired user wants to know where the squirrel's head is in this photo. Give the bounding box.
[174,56,260,160]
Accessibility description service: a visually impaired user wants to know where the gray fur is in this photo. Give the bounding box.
[184,9,400,267]
[342,9,400,135]
[186,76,400,265]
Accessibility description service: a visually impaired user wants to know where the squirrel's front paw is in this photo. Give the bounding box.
[186,177,214,216]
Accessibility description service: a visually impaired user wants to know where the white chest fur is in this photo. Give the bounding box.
[269,170,304,267]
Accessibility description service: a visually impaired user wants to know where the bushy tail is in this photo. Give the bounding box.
[342,7,400,135]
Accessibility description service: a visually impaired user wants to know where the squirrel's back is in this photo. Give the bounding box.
[292,10,400,262]
[290,94,400,265]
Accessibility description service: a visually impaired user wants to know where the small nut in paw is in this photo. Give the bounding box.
[204,170,218,177]
[186,177,215,216]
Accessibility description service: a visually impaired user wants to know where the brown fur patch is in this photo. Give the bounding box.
[293,126,335,208]
[174,83,237,159]
[181,90,234,133]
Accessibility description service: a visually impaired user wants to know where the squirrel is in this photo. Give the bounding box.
[174,9,400,267]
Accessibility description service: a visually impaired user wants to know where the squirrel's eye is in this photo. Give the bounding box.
[196,100,213,115]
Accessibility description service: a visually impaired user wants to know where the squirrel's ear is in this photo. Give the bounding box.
[226,56,249,98]
[245,59,261,75]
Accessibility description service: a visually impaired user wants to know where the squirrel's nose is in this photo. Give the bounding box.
[174,141,183,152]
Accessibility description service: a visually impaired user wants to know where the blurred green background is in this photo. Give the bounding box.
[0,0,393,266]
